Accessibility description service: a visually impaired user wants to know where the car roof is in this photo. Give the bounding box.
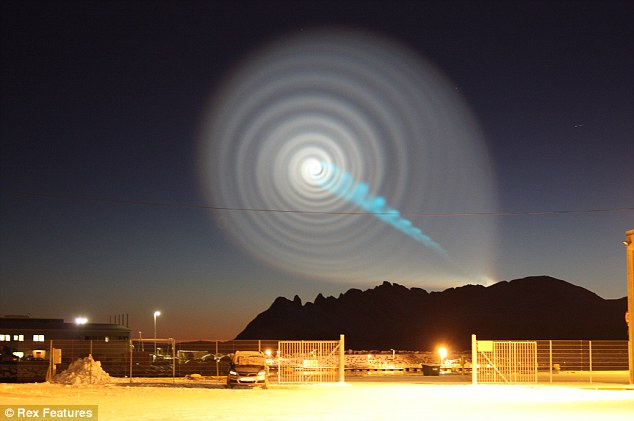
[234,351,263,356]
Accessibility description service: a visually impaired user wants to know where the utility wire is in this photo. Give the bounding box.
[12,191,634,217]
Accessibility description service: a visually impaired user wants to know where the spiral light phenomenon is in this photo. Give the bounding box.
[198,29,498,287]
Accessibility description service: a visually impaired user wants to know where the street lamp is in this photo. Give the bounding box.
[153,311,161,355]
[74,317,88,342]
[438,347,448,365]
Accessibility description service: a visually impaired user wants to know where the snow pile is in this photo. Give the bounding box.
[55,354,111,385]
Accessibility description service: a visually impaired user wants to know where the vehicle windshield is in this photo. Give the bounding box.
[235,355,265,366]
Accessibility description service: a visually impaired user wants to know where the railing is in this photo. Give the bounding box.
[535,340,628,383]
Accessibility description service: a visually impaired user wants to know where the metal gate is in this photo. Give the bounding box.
[472,335,537,383]
[277,336,344,383]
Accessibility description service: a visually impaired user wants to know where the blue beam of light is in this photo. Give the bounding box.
[315,163,449,257]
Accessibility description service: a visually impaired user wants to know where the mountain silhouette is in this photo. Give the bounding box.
[235,276,627,350]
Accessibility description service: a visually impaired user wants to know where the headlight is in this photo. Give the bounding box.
[229,370,237,375]
[258,370,266,376]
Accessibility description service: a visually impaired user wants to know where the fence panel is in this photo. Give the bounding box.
[475,340,537,383]
[534,340,629,383]
[589,340,629,371]
[278,340,341,383]
[474,338,628,385]
[45,339,131,382]
[171,340,279,377]
[535,340,629,372]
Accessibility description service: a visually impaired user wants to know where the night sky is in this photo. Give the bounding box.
[1,0,632,341]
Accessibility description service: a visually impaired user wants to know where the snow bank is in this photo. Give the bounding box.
[54,354,111,385]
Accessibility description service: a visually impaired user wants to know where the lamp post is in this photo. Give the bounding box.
[153,311,161,356]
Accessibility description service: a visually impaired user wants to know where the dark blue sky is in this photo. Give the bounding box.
[1,0,632,340]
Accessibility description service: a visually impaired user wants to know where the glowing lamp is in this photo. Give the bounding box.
[438,347,448,364]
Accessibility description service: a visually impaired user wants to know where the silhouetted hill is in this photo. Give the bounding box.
[235,276,627,350]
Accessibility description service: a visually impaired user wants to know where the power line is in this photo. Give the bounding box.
[402,208,634,217]
[12,191,634,217]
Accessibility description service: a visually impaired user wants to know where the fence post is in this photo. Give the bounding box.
[171,338,176,383]
[339,334,345,383]
[471,334,477,385]
[215,341,219,380]
[549,340,553,383]
[533,341,538,383]
[89,340,93,385]
[129,339,133,383]
[589,340,593,383]
[46,339,53,382]
[277,340,281,384]
[625,229,634,385]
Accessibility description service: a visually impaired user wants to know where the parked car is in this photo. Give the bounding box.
[226,351,269,389]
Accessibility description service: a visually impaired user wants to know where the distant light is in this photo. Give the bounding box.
[438,347,448,362]
[75,317,88,325]
[265,349,272,357]
[153,311,161,354]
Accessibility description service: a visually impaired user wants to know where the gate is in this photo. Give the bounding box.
[277,335,344,383]
[472,335,537,383]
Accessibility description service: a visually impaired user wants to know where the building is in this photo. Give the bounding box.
[0,316,130,360]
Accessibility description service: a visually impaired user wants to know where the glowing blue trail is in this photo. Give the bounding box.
[316,163,448,257]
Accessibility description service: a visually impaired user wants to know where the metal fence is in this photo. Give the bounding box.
[278,340,343,383]
[6,338,628,385]
[536,340,629,372]
[42,339,280,383]
[474,340,538,383]
[536,340,629,383]
[472,336,629,384]
[37,338,346,384]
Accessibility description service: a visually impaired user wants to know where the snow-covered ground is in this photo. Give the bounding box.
[1,377,633,421]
